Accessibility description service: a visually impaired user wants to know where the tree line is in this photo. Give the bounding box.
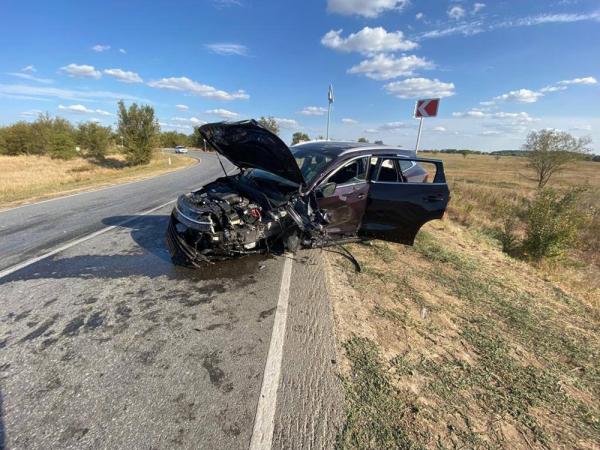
[0,111,313,163]
[0,101,194,166]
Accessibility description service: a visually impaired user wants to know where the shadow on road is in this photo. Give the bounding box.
[1,215,269,284]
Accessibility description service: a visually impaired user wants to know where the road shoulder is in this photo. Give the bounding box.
[272,250,344,449]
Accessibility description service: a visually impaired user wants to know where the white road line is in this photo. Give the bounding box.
[0,199,176,280]
[250,255,293,450]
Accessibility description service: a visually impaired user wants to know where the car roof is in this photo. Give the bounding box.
[290,140,415,159]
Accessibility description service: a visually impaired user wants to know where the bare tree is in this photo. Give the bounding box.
[524,129,591,188]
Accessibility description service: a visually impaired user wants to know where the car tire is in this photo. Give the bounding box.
[283,232,300,253]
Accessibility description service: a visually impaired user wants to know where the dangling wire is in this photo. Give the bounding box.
[320,243,361,273]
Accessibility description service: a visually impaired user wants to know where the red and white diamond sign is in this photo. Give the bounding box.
[414,98,440,118]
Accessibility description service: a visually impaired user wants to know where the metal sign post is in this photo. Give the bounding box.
[415,116,424,152]
[414,98,440,153]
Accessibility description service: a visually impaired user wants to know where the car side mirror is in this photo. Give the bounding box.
[316,182,337,198]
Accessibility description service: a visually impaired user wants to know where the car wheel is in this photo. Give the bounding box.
[283,232,300,253]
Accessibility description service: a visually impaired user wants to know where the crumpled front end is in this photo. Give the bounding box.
[166,179,319,266]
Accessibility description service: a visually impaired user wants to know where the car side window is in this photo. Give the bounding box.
[398,160,415,173]
[328,157,368,186]
[400,160,437,183]
[376,159,400,182]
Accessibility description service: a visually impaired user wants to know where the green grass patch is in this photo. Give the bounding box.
[337,336,421,450]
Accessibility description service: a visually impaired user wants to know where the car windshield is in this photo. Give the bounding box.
[290,147,334,184]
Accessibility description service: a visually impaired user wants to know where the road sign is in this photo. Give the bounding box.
[415,98,440,118]
[414,98,440,152]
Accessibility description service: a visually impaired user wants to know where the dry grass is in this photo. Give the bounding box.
[420,152,600,309]
[326,222,600,449]
[0,151,195,207]
[327,153,599,449]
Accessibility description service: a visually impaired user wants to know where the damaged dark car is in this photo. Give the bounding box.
[166,120,450,266]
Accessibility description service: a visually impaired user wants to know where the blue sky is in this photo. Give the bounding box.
[1,0,599,151]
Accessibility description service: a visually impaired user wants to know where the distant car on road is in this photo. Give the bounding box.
[175,145,188,154]
[166,120,449,266]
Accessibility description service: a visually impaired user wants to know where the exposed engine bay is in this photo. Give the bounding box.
[166,176,327,266]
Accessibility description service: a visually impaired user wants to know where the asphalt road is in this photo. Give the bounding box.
[0,151,231,272]
[0,152,342,449]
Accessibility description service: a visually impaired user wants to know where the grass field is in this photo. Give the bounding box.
[326,154,599,449]
[423,152,599,306]
[0,151,195,207]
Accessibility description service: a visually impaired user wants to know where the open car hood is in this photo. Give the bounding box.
[199,120,305,186]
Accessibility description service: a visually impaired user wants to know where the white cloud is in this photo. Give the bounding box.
[493,88,543,103]
[119,48,127,54]
[453,110,538,127]
[415,12,424,20]
[384,78,455,99]
[103,68,143,83]
[172,116,206,125]
[482,76,596,105]
[20,109,43,118]
[348,54,434,80]
[432,126,447,132]
[327,0,409,18]
[342,118,358,124]
[0,83,147,103]
[506,12,600,27]
[206,108,240,119]
[92,44,111,52]
[321,27,418,54]
[448,5,466,20]
[472,3,486,14]
[558,76,597,85]
[421,11,600,40]
[58,104,112,116]
[453,110,486,118]
[299,106,328,116]
[539,85,567,93]
[160,122,193,131]
[419,21,485,39]
[492,112,537,122]
[147,76,249,101]
[7,72,53,84]
[60,64,102,79]
[274,117,299,129]
[176,104,189,111]
[21,65,36,73]
[378,121,411,131]
[205,43,249,56]
[211,0,242,7]
[452,110,540,136]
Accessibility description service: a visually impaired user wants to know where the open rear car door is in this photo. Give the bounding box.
[359,157,449,245]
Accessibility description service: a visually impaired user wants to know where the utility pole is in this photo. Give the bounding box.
[326,84,334,141]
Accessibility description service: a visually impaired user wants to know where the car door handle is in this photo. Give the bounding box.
[425,194,445,202]
[357,193,365,199]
